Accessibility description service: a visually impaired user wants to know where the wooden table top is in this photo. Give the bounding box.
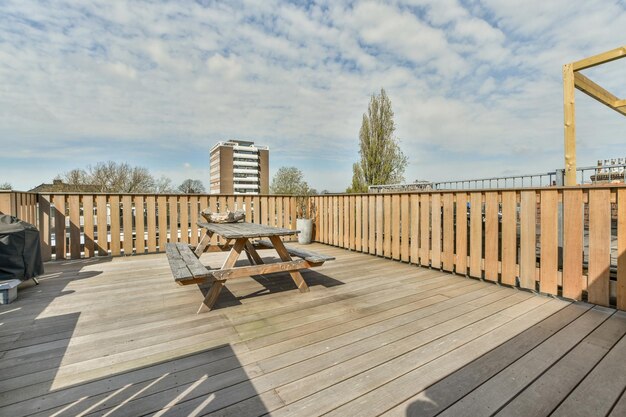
[197,221,300,239]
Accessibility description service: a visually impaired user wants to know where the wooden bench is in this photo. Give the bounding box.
[256,240,335,265]
[165,243,213,286]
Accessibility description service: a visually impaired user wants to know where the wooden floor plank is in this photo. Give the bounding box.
[382,302,589,417]
[495,309,626,417]
[551,311,626,417]
[1,243,621,417]
[435,306,614,417]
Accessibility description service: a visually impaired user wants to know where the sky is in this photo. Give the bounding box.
[1,0,625,192]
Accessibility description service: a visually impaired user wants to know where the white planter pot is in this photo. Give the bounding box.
[296,218,313,244]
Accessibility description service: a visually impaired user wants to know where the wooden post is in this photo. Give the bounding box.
[563,63,577,186]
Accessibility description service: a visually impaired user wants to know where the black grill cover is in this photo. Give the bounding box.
[0,215,44,281]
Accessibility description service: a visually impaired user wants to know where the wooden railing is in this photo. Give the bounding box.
[3,187,626,310]
[312,186,626,309]
[0,193,298,262]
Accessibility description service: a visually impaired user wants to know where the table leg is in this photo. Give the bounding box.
[197,237,247,313]
[194,231,214,257]
[269,235,309,293]
[245,241,265,265]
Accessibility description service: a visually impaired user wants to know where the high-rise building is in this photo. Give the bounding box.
[209,140,269,194]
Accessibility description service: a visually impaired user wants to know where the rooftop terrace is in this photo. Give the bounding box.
[2,244,626,417]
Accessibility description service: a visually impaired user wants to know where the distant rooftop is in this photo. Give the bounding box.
[210,140,269,153]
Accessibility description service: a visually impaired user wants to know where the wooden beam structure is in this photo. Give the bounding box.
[563,46,626,185]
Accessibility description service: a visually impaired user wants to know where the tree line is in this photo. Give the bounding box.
[59,161,206,194]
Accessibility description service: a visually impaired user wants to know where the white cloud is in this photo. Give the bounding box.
[0,0,625,191]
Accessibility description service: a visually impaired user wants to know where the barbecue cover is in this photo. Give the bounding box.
[0,215,44,281]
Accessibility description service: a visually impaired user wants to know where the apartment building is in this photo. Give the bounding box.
[209,140,269,194]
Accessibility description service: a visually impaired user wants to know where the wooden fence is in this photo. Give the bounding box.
[313,186,626,309]
[0,192,298,263]
[3,187,626,309]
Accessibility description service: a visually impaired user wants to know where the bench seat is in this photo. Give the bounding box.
[165,243,213,285]
[256,240,335,264]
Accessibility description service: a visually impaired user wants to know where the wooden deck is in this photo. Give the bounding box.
[1,244,626,417]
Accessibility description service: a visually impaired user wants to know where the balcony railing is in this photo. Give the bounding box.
[1,185,626,310]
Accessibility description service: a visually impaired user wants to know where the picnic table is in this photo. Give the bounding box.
[166,221,334,313]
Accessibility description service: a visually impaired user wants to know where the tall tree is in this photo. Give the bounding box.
[178,179,206,194]
[270,167,310,195]
[348,88,407,193]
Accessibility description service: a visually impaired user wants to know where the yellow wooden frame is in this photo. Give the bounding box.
[563,46,626,185]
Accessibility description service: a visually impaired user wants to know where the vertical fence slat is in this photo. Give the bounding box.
[376,196,383,256]
[356,196,362,251]
[383,195,392,257]
[338,196,344,248]
[540,190,558,295]
[189,196,199,245]
[38,194,52,261]
[588,189,611,306]
[401,194,410,263]
[169,196,179,244]
[343,196,350,248]
[362,196,369,253]
[200,196,209,214]
[244,196,252,222]
[320,197,326,243]
[146,195,157,252]
[122,195,133,254]
[520,191,536,290]
[455,193,467,275]
[179,196,189,244]
[156,195,167,250]
[53,194,66,259]
[469,192,482,278]
[410,194,419,264]
[269,196,276,228]
[391,194,400,260]
[277,197,284,230]
[431,194,442,269]
[420,194,430,266]
[368,196,375,255]
[252,196,260,225]
[562,189,583,300]
[134,195,145,254]
[69,195,81,259]
[289,197,296,237]
[484,192,499,282]
[283,198,291,237]
[442,193,454,271]
[501,191,517,286]
[96,195,108,256]
[349,196,356,250]
[110,195,121,256]
[333,196,338,246]
[618,189,626,310]
[260,196,268,226]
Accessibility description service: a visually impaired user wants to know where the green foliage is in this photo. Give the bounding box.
[271,167,315,218]
[0,182,12,190]
[178,179,206,194]
[348,88,408,193]
[271,166,310,195]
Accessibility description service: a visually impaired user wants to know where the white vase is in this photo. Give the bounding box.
[296,218,313,244]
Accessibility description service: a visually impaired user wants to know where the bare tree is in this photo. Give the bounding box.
[153,176,175,194]
[0,182,12,190]
[59,161,173,193]
[178,179,206,194]
[348,88,407,193]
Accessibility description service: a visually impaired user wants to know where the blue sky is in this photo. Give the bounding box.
[1,0,625,192]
